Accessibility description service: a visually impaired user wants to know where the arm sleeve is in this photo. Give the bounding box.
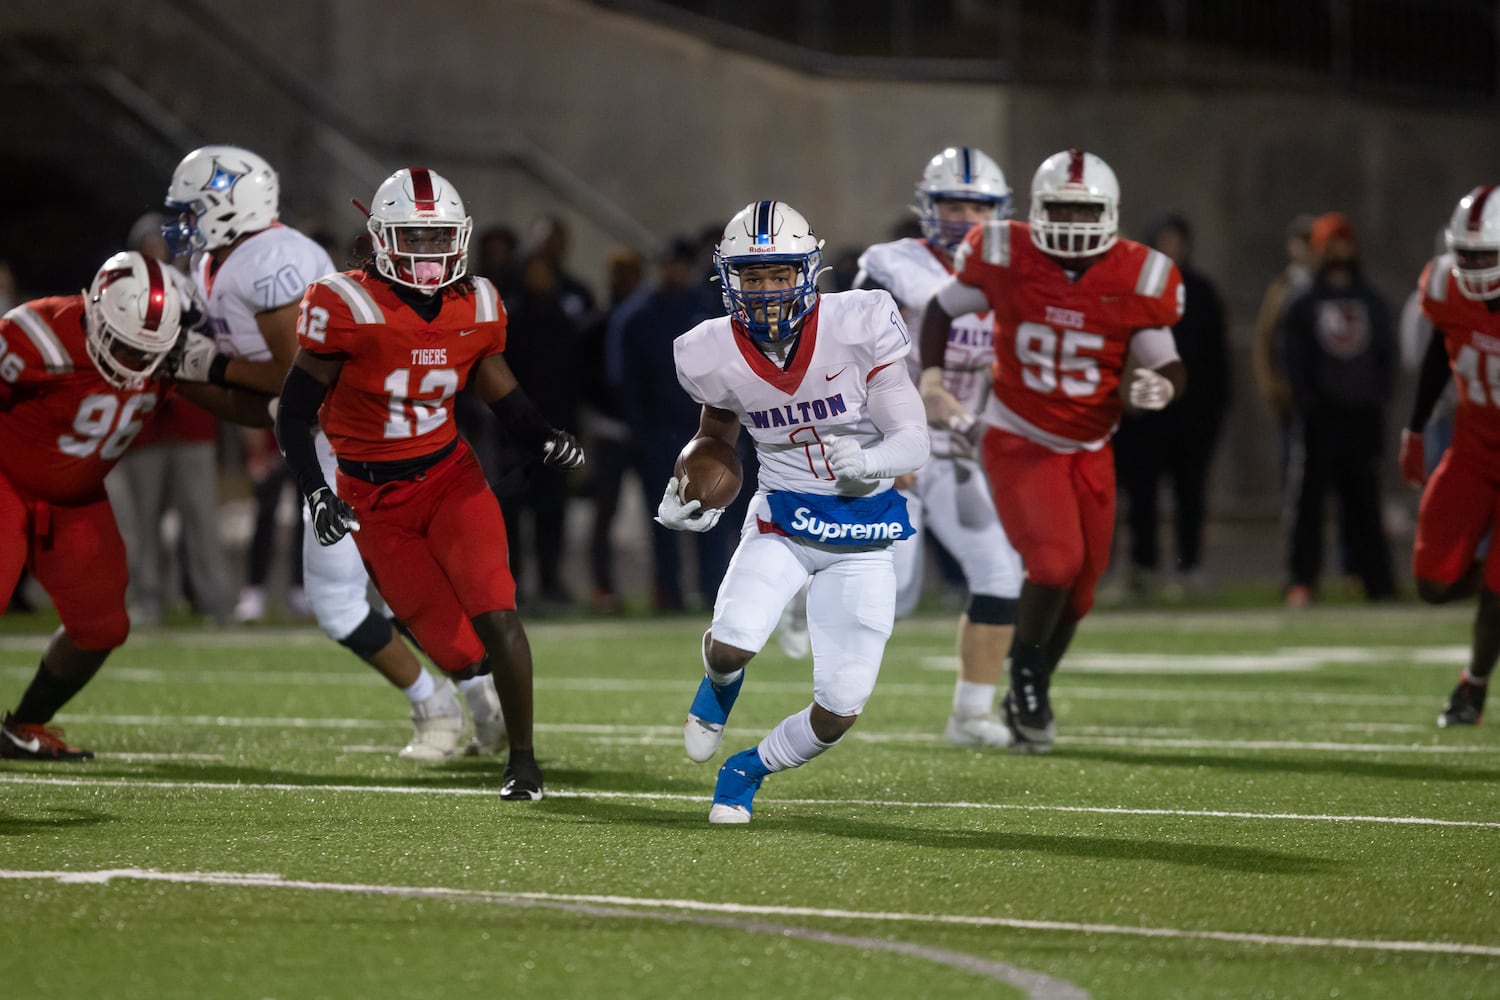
[273,364,332,499]
[936,278,990,317]
[489,384,555,455]
[858,363,931,479]
[1128,327,1182,369]
[1408,331,1452,433]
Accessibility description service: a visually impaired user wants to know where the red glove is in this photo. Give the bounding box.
[1399,429,1427,487]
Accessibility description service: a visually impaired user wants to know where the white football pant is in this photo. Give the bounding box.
[711,495,896,716]
[301,431,384,641]
[893,456,1023,617]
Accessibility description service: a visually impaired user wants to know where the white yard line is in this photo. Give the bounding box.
[4,774,1496,829]
[51,713,1500,754]
[0,866,1494,961]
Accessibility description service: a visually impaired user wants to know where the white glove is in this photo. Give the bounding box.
[1128,367,1174,411]
[824,434,868,479]
[919,367,972,430]
[654,477,723,533]
[171,333,227,384]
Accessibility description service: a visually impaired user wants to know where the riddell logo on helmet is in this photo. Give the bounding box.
[746,245,779,253]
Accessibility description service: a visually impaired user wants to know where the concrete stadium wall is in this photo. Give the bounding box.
[8,0,1499,525]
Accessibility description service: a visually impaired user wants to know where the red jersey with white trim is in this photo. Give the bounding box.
[297,270,507,462]
[953,219,1184,449]
[0,296,167,504]
[1419,254,1500,475]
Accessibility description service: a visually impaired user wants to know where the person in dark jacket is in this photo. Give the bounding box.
[1278,212,1398,605]
[1112,213,1230,599]
[615,236,744,611]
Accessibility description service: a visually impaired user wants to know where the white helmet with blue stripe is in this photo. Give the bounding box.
[914,147,1012,251]
[714,200,826,344]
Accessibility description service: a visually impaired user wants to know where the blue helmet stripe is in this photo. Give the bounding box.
[756,200,773,240]
[961,148,973,184]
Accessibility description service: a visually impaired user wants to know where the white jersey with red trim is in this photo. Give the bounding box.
[857,237,993,452]
[674,289,911,496]
[195,225,336,360]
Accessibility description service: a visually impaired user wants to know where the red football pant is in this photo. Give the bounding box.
[0,470,129,650]
[983,428,1116,620]
[336,444,516,674]
[1413,448,1500,591]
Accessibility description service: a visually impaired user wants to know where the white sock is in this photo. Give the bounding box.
[757,705,837,773]
[402,671,436,704]
[953,680,996,718]
[455,676,487,694]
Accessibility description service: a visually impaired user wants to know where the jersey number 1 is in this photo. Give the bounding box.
[383,368,459,439]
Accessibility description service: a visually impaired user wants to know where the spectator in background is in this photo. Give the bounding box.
[1279,212,1397,606]
[528,215,595,323]
[500,246,587,610]
[1253,213,1317,480]
[107,211,233,627]
[1112,213,1230,599]
[615,235,731,611]
[578,248,646,613]
[457,223,522,495]
[235,427,307,622]
[476,224,520,299]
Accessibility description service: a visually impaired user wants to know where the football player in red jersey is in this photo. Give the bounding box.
[0,251,268,759]
[274,168,584,801]
[918,149,1186,753]
[1402,185,1500,727]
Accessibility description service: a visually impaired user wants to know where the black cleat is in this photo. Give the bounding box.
[1002,688,1056,755]
[0,712,94,760]
[1437,679,1486,728]
[500,754,544,801]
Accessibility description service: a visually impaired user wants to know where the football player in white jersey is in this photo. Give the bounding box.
[658,201,930,823]
[854,147,1024,748]
[163,145,502,761]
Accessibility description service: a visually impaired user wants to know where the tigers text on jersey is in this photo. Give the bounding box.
[858,237,994,454]
[298,271,506,463]
[954,219,1184,450]
[0,296,166,504]
[197,225,336,360]
[1421,254,1500,476]
[674,289,911,496]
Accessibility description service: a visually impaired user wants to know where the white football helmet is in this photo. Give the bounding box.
[163,145,280,256]
[914,146,1012,251]
[714,200,825,344]
[367,167,473,294]
[83,251,182,389]
[1445,185,1500,301]
[1029,149,1120,259]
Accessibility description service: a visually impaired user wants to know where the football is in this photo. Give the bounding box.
[674,436,742,510]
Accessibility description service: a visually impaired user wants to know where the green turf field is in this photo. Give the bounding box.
[2,605,1496,999]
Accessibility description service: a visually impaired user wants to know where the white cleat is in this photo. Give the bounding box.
[399,678,464,761]
[463,675,506,756]
[683,715,725,764]
[944,712,1014,749]
[708,803,752,825]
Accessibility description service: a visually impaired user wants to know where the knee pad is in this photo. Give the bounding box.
[967,594,1017,626]
[337,611,395,660]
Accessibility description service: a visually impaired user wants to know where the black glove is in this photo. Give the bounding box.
[542,429,585,469]
[308,486,360,546]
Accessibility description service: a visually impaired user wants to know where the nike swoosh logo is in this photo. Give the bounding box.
[825,367,847,381]
[4,731,40,753]
[460,328,478,337]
